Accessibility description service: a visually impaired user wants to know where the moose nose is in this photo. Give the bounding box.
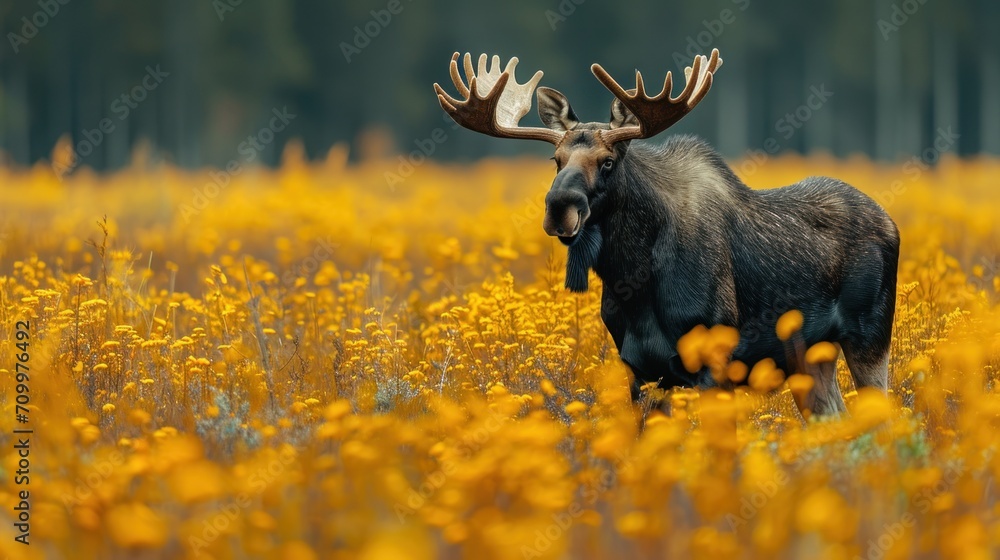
[544,211,580,237]
[543,189,588,238]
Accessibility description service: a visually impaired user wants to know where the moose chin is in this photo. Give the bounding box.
[434,49,899,416]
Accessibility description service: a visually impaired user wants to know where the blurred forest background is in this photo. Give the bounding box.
[0,0,998,171]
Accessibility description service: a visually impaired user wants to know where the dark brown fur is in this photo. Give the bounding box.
[545,127,899,415]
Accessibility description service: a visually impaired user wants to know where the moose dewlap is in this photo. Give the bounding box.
[434,49,899,416]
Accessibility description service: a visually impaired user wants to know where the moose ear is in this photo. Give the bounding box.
[537,87,580,132]
[609,98,639,129]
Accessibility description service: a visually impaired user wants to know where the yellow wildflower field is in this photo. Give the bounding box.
[1,144,999,559]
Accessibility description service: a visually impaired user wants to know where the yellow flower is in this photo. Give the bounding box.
[168,460,226,504]
[247,510,277,531]
[540,379,557,396]
[775,309,804,341]
[564,400,588,415]
[851,388,892,429]
[615,511,650,538]
[795,487,845,534]
[129,409,152,426]
[805,341,839,364]
[324,400,353,420]
[79,425,101,445]
[749,359,784,392]
[106,503,168,548]
[677,324,708,373]
[491,245,519,260]
[726,360,748,383]
[278,541,318,560]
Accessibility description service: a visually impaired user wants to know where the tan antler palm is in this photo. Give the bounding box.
[593,49,723,144]
[433,53,563,144]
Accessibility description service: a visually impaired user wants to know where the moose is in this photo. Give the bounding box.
[433,49,899,416]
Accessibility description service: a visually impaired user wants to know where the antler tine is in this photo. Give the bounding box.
[685,49,723,104]
[686,72,714,109]
[658,71,674,102]
[463,53,476,90]
[676,53,704,104]
[596,48,723,144]
[707,48,722,73]
[433,52,563,144]
[447,53,469,98]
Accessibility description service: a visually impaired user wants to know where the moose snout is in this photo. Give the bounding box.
[543,189,589,238]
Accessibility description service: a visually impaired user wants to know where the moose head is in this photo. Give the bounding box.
[433,49,722,246]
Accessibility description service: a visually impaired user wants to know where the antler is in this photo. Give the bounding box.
[592,49,723,144]
[433,53,563,144]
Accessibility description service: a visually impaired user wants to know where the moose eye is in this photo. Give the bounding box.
[601,158,614,173]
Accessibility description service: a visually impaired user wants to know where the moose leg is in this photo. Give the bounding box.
[837,239,895,394]
[802,360,847,416]
[842,342,889,392]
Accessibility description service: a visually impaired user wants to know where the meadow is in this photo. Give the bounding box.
[0,140,999,560]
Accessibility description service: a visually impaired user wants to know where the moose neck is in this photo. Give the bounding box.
[564,146,665,292]
[564,136,748,293]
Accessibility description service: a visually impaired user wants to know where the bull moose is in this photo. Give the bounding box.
[433,49,899,416]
